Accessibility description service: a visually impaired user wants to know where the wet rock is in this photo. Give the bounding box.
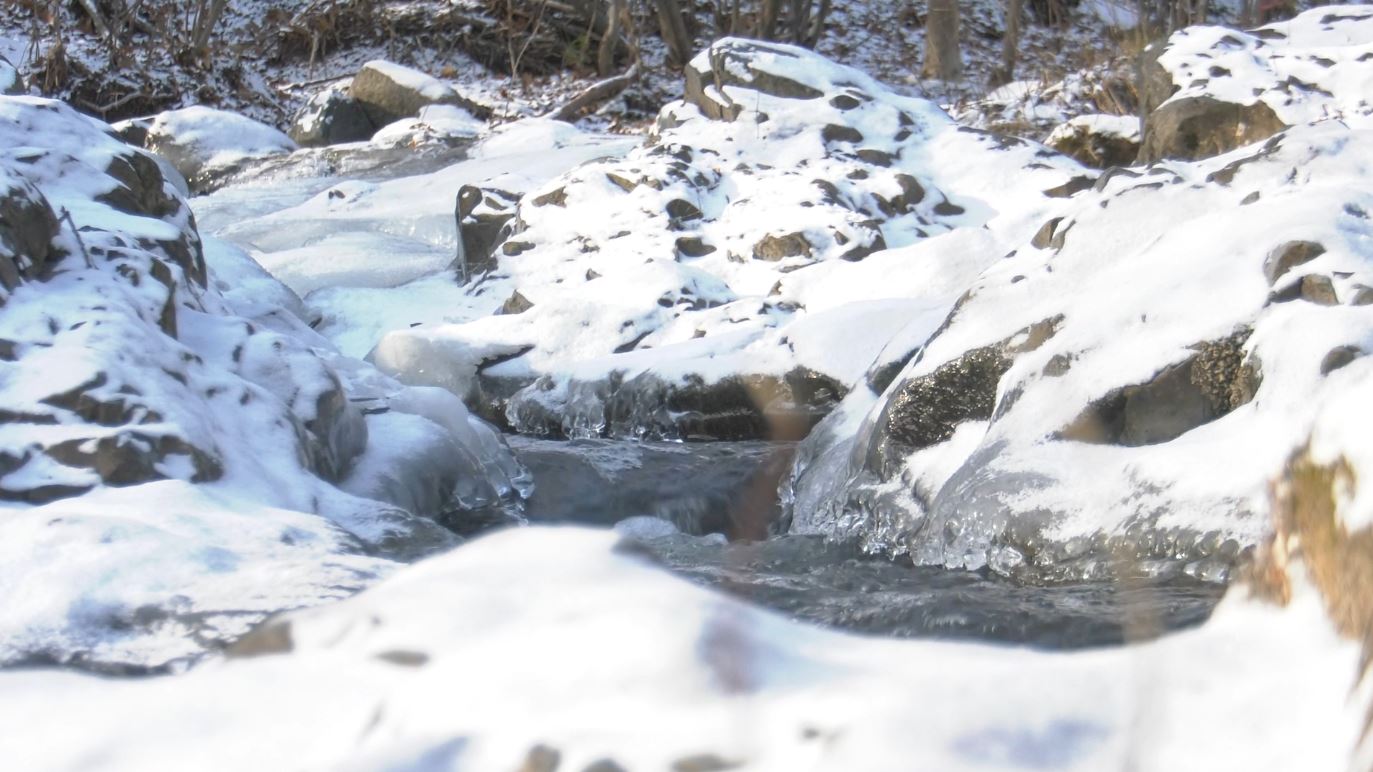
[753,232,812,261]
[863,345,1011,476]
[288,88,377,147]
[1138,96,1287,163]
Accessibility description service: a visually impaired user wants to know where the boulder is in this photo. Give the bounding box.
[1139,96,1287,163]
[0,167,62,293]
[138,106,297,192]
[684,38,826,122]
[288,87,377,147]
[348,60,489,129]
[449,184,519,281]
[1046,115,1141,169]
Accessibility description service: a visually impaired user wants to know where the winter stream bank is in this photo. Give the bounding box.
[190,125,1221,653]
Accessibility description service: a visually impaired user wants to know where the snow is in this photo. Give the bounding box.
[1047,113,1141,144]
[0,94,527,669]
[0,526,1363,770]
[145,105,297,175]
[1154,4,1373,128]
[370,104,485,147]
[361,59,461,102]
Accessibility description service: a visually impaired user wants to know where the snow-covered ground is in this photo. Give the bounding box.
[0,525,1366,771]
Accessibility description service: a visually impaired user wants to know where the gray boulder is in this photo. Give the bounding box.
[348,60,490,128]
[1138,96,1287,163]
[289,88,377,147]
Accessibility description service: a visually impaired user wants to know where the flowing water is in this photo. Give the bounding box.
[512,437,1224,649]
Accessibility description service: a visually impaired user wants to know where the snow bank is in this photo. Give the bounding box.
[369,38,1087,439]
[0,526,1361,770]
[787,118,1373,582]
[1152,5,1373,129]
[0,96,527,670]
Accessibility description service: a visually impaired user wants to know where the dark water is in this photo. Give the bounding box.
[512,436,1225,649]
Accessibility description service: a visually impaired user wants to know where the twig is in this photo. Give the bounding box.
[59,209,95,269]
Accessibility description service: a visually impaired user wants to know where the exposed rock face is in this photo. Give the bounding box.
[0,168,62,292]
[348,60,489,128]
[1138,96,1287,163]
[1138,9,1373,162]
[289,88,377,147]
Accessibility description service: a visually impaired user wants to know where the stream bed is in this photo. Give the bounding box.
[512,437,1224,649]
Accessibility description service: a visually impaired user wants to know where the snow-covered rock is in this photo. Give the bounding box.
[0,95,528,670]
[785,118,1373,583]
[1046,113,1141,168]
[348,60,489,128]
[373,38,1087,440]
[129,106,298,193]
[288,85,377,147]
[0,525,1364,770]
[1140,4,1373,162]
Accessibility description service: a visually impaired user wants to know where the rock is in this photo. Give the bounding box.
[519,745,562,772]
[349,60,488,129]
[1320,346,1362,375]
[1263,240,1326,284]
[862,345,1011,477]
[500,290,535,315]
[1137,42,1178,119]
[1061,329,1257,446]
[684,38,825,122]
[0,54,24,95]
[450,184,519,281]
[753,232,812,261]
[1138,96,1287,163]
[0,168,62,292]
[44,430,222,490]
[139,106,297,192]
[289,88,377,147]
[1046,115,1141,169]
